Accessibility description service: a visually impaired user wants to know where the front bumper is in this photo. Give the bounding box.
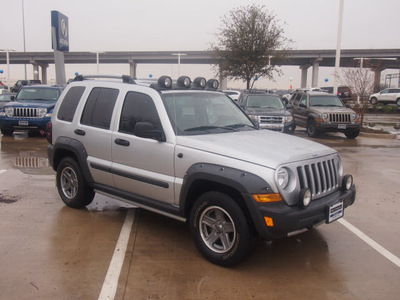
[245,185,356,240]
[259,121,295,133]
[316,122,360,132]
[0,117,50,131]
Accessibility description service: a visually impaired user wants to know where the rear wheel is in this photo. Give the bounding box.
[190,191,253,267]
[396,98,400,106]
[307,119,319,138]
[56,157,94,208]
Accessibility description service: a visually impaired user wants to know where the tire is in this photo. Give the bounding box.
[190,191,253,267]
[396,98,400,107]
[1,128,13,136]
[56,157,94,208]
[370,97,378,105]
[345,130,360,139]
[307,119,319,138]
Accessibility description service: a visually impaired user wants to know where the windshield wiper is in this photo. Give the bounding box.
[225,123,254,129]
[184,126,235,132]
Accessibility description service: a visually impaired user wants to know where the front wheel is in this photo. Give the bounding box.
[345,130,360,139]
[370,97,378,105]
[1,128,13,136]
[56,157,94,208]
[396,98,400,107]
[307,119,319,138]
[190,191,253,267]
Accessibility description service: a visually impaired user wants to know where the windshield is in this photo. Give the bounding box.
[162,92,255,135]
[309,96,344,107]
[247,95,284,110]
[17,88,60,101]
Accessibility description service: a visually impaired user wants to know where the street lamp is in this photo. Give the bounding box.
[0,49,16,91]
[172,53,187,77]
[90,51,105,74]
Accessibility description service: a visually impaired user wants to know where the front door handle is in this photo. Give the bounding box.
[114,138,130,147]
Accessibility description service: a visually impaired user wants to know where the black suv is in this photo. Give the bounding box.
[289,91,361,138]
[320,86,353,102]
[11,80,42,93]
[238,91,295,134]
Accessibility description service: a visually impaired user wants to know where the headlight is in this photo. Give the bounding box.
[249,115,259,123]
[284,116,293,123]
[322,113,329,122]
[37,108,47,118]
[5,107,13,117]
[277,167,289,189]
[351,113,357,121]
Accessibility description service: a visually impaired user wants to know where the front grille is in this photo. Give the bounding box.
[296,158,339,199]
[328,113,351,123]
[13,107,38,118]
[259,116,283,124]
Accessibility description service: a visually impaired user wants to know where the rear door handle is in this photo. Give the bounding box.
[114,138,130,147]
[74,129,85,136]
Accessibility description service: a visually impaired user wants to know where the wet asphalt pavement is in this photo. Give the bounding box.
[0,127,399,300]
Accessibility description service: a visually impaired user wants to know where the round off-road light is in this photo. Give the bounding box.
[158,76,172,88]
[342,174,353,191]
[177,76,191,88]
[193,77,206,89]
[206,79,219,90]
[299,188,312,208]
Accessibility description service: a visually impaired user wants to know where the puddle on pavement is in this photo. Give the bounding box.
[0,193,20,204]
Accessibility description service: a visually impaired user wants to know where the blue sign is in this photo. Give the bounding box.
[51,11,69,52]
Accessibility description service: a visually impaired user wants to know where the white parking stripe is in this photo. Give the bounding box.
[98,209,136,300]
[339,218,400,268]
[0,170,6,175]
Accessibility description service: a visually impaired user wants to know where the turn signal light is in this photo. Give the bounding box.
[264,217,274,227]
[253,193,283,203]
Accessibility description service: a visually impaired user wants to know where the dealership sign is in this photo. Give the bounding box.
[51,11,69,52]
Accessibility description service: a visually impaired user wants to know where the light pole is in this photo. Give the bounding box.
[172,53,186,77]
[0,49,16,91]
[22,0,27,80]
[90,51,105,74]
[333,0,344,95]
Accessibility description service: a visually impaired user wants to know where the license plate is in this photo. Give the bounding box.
[338,124,346,129]
[19,120,29,126]
[328,202,344,223]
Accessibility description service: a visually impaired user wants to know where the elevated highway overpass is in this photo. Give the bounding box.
[1,49,399,90]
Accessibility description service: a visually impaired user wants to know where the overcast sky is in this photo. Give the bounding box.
[1,0,399,89]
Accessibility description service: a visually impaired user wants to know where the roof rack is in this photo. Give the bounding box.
[73,74,135,84]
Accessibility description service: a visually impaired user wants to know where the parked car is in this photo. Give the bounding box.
[321,86,353,102]
[369,88,400,106]
[223,90,241,101]
[0,80,9,90]
[47,74,355,267]
[0,93,16,110]
[10,79,42,93]
[0,85,64,136]
[289,91,361,138]
[238,91,295,133]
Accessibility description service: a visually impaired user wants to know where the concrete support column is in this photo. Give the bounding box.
[300,65,310,88]
[218,64,227,90]
[41,65,48,84]
[129,58,137,79]
[312,58,323,87]
[373,68,383,93]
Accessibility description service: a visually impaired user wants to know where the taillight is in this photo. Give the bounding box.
[46,122,52,144]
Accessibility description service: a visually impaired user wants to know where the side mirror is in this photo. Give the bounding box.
[134,122,166,142]
[286,103,293,109]
[10,95,15,101]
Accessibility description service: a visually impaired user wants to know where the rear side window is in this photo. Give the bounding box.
[81,87,119,129]
[119,92,162,135]
[57,86,86,122]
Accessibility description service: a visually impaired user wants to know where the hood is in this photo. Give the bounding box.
[310,106,355,114]
[177,130,336,170]
[5,100,57,109]
[245,107,289,116]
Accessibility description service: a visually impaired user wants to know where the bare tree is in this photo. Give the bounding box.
[211,4,291,90]
[341,63,375,125]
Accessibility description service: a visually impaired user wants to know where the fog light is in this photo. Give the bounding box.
[342,174,353,191]
[158,76,172,88]
[299,188,312,208]
[177,76,191,88]
[193,77,206,89]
